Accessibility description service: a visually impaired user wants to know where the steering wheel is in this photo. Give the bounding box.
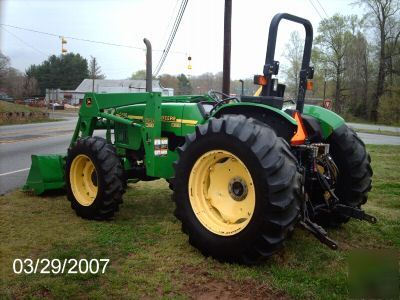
[207,90,240,116]
[208,90,239,103]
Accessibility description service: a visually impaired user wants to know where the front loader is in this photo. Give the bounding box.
[24,14,375,264]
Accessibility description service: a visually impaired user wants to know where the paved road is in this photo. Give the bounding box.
[1,118,399,195]
[0,117,78,195]
[356,132,400,145]
[347,122,400,133]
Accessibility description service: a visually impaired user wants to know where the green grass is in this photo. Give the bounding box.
[0,101,53,125]
[0,101,46,113]
[0,145,399,299]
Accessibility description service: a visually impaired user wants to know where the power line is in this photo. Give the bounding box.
[161,0,181,48]
[315,0,329,18]
[308,0,324,20]
[0,23,187,55]
[0,26,49,57]
[0,23,146,50]
[153,0,188,76]
[154,0,187,75]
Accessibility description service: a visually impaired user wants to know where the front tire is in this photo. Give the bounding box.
[66,136,125,220]
[173,115,301,264]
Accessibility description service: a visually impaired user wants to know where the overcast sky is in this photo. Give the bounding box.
[0,0,363,80]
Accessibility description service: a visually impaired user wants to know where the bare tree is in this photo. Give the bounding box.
[283,31,304,98]
[356,0,400,121]
[344,16,371,116]
[0,52,11,88]
[315,14,356,113]
[89,56,105,92]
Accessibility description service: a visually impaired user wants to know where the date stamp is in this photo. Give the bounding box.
[12,258,110,275]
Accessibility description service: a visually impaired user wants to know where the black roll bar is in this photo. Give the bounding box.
[262,13,313,113]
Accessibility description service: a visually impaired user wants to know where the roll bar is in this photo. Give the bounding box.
[262,13,314,113]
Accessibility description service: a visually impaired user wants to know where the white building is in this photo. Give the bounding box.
[46,79,174,105]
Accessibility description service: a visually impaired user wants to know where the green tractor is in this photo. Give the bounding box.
[24,13,375,264]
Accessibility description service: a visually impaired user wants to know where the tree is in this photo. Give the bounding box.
[356,0,400,121]
[89,56,105,80]
[283,31,304,97]
[0,52,10,88]
[177,74,192,95]
[0,52,39,98]
[315,14,358,113]
[26,53,89,95]
[343,29,371,117]
[88,56,105,92]
[130,70,146,80]
[159,74,179,91]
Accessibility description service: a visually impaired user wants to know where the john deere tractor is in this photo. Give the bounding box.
[24,13,375,264]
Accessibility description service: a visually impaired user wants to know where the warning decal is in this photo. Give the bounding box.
[154,138,168,156]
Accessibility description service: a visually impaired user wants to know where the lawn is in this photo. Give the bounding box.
[0,145,399,299]
[0,101,54,125]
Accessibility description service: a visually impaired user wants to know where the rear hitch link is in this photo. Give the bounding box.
[298,164,377,250]
[299,219,338,250]
[334,204,377,224]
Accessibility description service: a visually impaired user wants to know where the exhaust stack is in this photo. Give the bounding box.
[143,38,152,92]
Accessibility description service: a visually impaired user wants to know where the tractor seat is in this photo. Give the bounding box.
[240,96,284,110]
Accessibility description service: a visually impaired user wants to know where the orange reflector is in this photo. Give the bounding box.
[253,75,268,86]
[291,111,308,145]
[306,79,313,91]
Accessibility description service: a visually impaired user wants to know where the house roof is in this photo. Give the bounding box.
[75,79,163,93]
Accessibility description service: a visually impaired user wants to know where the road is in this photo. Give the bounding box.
[1,118,399,195]
[0,116,78,195]
[347,122,400,133]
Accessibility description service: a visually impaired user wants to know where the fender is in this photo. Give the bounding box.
[302,105,345,139]
[212,102,297,142]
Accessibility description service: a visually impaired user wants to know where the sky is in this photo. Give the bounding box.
[0,0,364,80]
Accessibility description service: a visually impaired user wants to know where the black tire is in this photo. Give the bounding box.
[173,115,302,264]
[66,136,125,220]
[312,124,372,227]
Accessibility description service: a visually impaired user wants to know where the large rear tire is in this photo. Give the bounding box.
[66,136,125,220]
[173,115,301,264]
[312,124,372,227]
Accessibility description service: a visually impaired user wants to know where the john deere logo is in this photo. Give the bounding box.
[86,98,92,106]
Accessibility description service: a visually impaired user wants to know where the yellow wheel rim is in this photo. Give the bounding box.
[70,154,98,206]
[188,150,256,236]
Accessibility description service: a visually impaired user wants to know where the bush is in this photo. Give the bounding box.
[378,87,400,125]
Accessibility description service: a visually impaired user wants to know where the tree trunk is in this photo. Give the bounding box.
[335,66,342,114]
[371,20,387,122]
[362,51,369,117]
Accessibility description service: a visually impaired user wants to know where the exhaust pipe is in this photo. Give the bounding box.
[143,38,152,92]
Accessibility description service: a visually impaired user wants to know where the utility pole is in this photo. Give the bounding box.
[323,69,327,100]
[92,57,96,92]
[222,0,232,97]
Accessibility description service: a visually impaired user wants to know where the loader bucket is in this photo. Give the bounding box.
[23,154,66,195]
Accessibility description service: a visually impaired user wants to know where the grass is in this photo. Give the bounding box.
[0,101,46,113]
[344,114,400,127]
[0,145,399,299]
[0,101,53,125]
